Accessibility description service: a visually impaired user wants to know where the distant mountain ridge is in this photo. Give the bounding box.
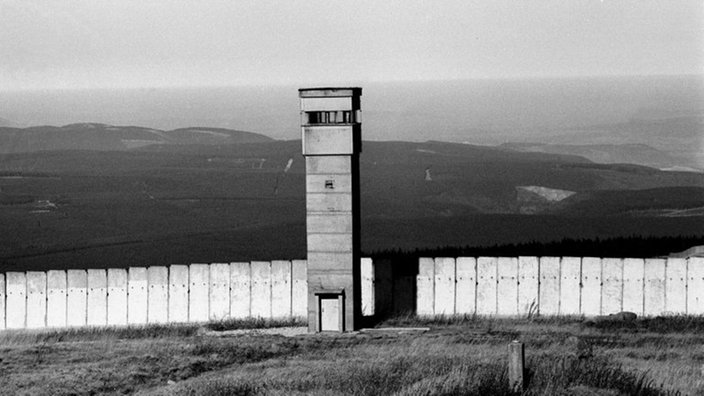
[517,116,704,170]
[499,142,694,171]
[0,123,273,153]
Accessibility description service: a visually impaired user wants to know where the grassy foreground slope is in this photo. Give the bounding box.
[0,317,701,395]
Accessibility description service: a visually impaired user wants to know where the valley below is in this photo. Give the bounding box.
[0,125,702,271]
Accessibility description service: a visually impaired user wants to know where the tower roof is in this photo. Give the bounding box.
[298,87,362,98]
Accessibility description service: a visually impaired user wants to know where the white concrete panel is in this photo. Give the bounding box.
[476,257,497,316]
[307,233,353,253]
[307,252,353,272]
[560,257,581,315]
[665,258,687,314]
[361,258,374,316]
[230,262,251,319]
[209,263,230,320]
[47,271,67,328]
[128,267,148,325]
[497,257,518,317]
[301,96,352,111]
[581,257,602,316]
[168,265,189,323]
[87,269,107,326]
[189,264,210,322]
[26,272,47,329]
[251,261,272,318]
[147,267,168,324]
[434,258,456,315]
[271,261,292,318]
[455,257,476,315]
[601,258,623,315]
[518,257,539,316]
[307,214,353,234]
[416,258,435,316]
[643,259,666,317]
[307,193,352,213]
[539,257,560,316]
[0,274,4,329]
[107,268,127,325]
[303,126,354,155]
[687,258,704,315]
[306,156,351,174]
[622,259,644,316]
[291,260,307,318]
[66,270,87,327]
[6,272,26,329]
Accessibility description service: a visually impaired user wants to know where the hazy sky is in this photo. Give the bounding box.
[2,0,702,90]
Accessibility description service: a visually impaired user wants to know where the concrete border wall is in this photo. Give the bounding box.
[415,256,703,317]
[3,256,700,330]
[0,260,310,331]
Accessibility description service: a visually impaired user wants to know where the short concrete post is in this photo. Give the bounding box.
[508,340,525,392]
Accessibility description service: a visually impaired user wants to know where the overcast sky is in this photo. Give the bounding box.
[1,0,702,90]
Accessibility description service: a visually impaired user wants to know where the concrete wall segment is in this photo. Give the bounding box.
[209,263,230,321]
[128,267,148,325]
[87,269,107,326]
[168,265,189,323]
[539,257,560,315]
[189,264,210,322]
[455,257,476,315]
[107,268,127,326]
[147,266,168,324]
[26,271,47,329]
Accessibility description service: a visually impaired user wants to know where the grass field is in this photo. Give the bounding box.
[0,316,702,395]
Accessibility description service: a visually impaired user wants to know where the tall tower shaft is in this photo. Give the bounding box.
[299,87,362,332]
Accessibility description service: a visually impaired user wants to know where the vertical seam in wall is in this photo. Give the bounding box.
[578,258,583,316]
[127,269,131,325]
[641,259,645,317]
[64,271,68,328]
[102,270,107,326]
[24,272,27,328]
[166,266,171,324]
[620,259,624,312]
[1,274,5,330]
[248,262,253,318]
[537,257,541,316]
[664,259,668,313]
[187,266,191,323]
[288,261,292,318]
[269,261,273,319]
[557,258,562,316]
[685,258,689,314]
[3,274,6,330]
[512,257,521,317]
[599,258,603,316]
[452,257,457,315]
[431,259,436,316]
[83,271,88,327]
[473,258,477,316]
[494,257,499,317]
[229,263,234,320]
[146,267,151,324]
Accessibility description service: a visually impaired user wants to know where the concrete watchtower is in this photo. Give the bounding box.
[299,87,362,332]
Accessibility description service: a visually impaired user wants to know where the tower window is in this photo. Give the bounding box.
[304,111,355,125]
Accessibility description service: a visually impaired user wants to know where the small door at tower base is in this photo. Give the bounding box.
[315,290,345,332]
